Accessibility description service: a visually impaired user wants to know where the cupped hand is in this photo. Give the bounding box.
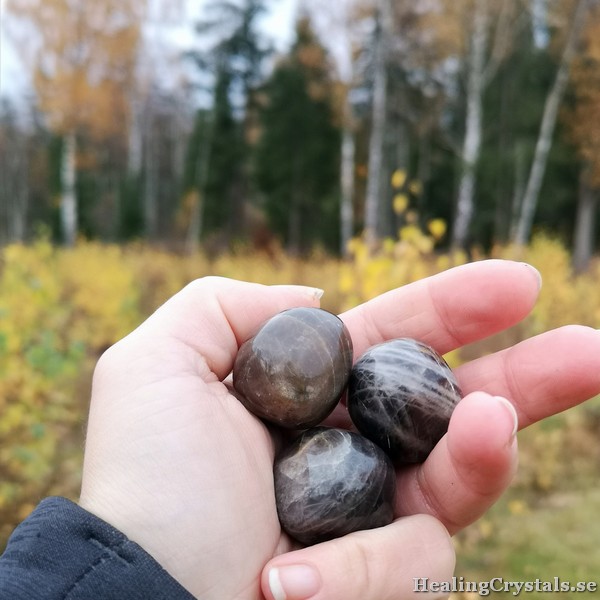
[79,260,600,600]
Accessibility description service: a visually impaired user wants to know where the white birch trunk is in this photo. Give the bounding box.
[144,128,159,241]
[185,191,203,255]
[340,124,355,256]
[186,112,214,254]
[509,142,526,240]
[60,131,78,246]
[1,136,28,243]
[364,0,392,248]
[127,96,144,177]
[572,169,597,273]
[143,102,159,241]
[451,0,489,250]
[514,0,589,246]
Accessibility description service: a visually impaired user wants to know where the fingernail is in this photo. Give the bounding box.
[494,396,519,441]
[522,262,542,291]
[273,285,324,301]
[268,564,321,600]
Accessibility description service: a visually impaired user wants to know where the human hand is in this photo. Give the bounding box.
[79,260,600,600]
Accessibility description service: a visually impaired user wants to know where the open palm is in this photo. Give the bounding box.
[79,261,600,600]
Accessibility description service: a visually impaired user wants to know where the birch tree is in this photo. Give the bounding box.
[450,0,517,249]
[364,0,394,248]
[0,103,29,244]
[304,0,361,256]
[5,0,144,245]
[564,3,600,270]
[513,0,592,246]
[451,0,489,249]
[572,171,597,272]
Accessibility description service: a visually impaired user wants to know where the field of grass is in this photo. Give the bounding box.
[1,232,599,593]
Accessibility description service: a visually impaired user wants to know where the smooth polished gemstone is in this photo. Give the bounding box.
[274,427,396,545]
[233,308,353,428]
[347,338,462,464]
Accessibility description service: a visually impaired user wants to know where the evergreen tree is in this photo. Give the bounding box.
[205,69,245,232]
[255,18,341,254]
[186,0,272,246]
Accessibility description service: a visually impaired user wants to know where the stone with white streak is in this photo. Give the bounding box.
[274,427,396,545]
[347,338,462,463]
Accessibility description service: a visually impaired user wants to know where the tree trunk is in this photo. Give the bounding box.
[288,156,303,256]
[127,95,144,176]
[514,0,590,246]
[494,66,511,243]
[391,113,410,236]
[0,130,29,244]
[60,131,78,246]
[572,168,597,273]
[186,111,214,254]
[340,124,355,256]
[451,0,489,250]
[143,108,159,241]
[185,190,204,255]
[118,93,144,241]
[509,141,527,240]
[416,133,431,217]
[364,0,392,249]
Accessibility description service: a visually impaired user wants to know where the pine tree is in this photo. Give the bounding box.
[255,17,341,254]
[186,0,272,247]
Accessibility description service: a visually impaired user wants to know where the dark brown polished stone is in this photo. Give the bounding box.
[347,338,462,464]
[233,308,353,428]
[274,427,396,545]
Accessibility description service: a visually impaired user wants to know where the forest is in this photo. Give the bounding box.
[2,0,600,592]
[1,0,599,268]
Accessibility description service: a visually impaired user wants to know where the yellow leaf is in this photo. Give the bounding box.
[405,209,418,224]
[478,519,494,539]
[409,180,423,196]
[338,267,354,294]
[427,218,447,240]
[508,499,529,515]
[391,169,407,189]
[382,238,396,253]
[536,472,554,491]
[399,224,420,242]
[393,194,409,215]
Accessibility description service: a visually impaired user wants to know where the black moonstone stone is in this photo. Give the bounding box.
[233,307,353,429]
[347,338,462,464]
[274,427,396,545]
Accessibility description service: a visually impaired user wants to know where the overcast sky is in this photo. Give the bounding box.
[0,0,300,99]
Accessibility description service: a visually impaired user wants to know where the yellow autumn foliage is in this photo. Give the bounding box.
[0,233,599,552]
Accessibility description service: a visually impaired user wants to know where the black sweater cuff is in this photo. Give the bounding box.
[0,496,196,599]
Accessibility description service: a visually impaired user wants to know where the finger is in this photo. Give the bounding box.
[131,277,324,379]
[340,260,541,359]
[262,515,455,600]
[455,325,600,428]
[395,392,519,535]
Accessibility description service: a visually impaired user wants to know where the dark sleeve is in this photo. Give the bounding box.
[0,497,197,600]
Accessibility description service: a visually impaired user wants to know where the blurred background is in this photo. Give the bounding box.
[1,0,600,595]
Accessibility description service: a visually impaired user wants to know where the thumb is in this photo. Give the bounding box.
[262,515,455,600]
[130,277,325,380]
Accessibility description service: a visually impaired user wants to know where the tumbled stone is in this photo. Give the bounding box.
[347,338,462,463]
[274,427,396,545]
[233,308,353,428]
